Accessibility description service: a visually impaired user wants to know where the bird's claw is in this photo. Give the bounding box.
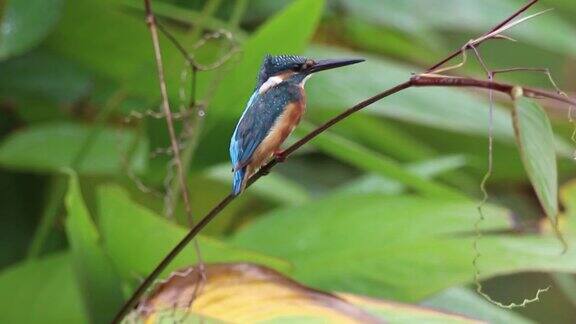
[274,150,287,162]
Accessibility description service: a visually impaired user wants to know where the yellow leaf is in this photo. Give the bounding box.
[128,263,480,323]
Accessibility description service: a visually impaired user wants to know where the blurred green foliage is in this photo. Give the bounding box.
[1,0,576,323]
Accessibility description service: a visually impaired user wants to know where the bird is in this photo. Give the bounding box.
[229,54,364,195]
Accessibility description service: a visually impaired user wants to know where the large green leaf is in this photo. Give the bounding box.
[233,194,511,259]
[47,0,151,88]
[339,155,467,196]
[340,0,576,57]
[118,0,247,39]
[0,122,148,175]
[306,111,436,162]
[232,194,576,301]
[561,180,576,234]
[295,122,462,199]
[0,253,87,323]
[46,0,190,101]
[422,287,534,324]
[543,0,576,15]
[64,174,124,323]
[208,0,324,122]
[512,97,558,224]
[206,164,309,205]
[343,293,480,324]
[97,185,289,282]
[0,0,64,59]
[0,51,91,104]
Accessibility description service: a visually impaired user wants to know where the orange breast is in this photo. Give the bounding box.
[246,100,305,176]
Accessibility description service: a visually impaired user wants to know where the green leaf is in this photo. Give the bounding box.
[296,122,462,199]
[0,122,148,175]
[422,287,534,324]
[339,155,467,196]
[97,185,289,282]
[543,0,576,15]
[118,0,247,40]
[47,0,148,82]
[64,173,124,323]
[339,18,443,63]
[233,194,511,258]
[0,51,92,104]
[512,97,558,224]
[27,176,68,258]
[0,253,88,323]
[560,180,576,233]
[209,0,324,122]
[343,294,480,323]
[306,112,436,162]
[46,0,182,101]
[206,164,309,205]
[340,0,576,57]
[0,0,64,59]
[232,194,576,301]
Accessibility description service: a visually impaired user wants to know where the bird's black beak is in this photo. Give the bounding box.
[305,58,365,74]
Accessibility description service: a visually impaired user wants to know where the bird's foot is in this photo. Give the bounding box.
[274,150,287,162]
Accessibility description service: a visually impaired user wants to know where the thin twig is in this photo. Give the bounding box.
[426,0,539,73]
[144,0,194,224]
[141,0,205,308]
[154,18,240,217]
[157,21,240,71]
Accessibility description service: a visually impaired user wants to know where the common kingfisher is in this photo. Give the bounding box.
[229,54,364,195]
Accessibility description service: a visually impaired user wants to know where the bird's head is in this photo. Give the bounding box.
[256,54,364,90]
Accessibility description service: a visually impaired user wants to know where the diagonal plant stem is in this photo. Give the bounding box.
[113,0,576,321]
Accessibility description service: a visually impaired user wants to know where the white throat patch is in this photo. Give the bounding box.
[258,73,312,94]
[300,74,312,87]
[258,76,284,94]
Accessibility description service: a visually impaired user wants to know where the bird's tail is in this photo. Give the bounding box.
[232,167,246,196]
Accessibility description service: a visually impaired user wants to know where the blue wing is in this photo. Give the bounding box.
[229,83,301,195]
